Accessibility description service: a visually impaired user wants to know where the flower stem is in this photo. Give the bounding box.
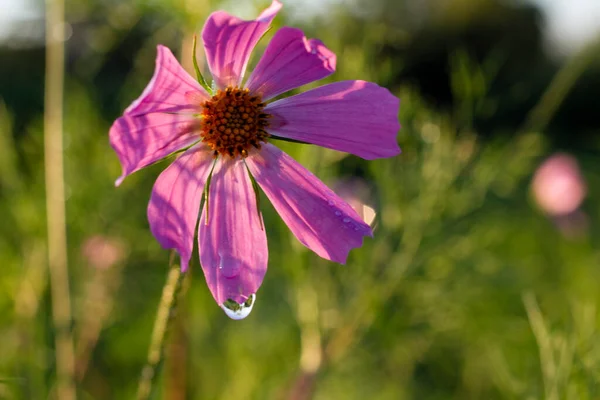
[522,38,600,134]
[288,282,322,400]
[44,0,76,398]
[136,252,184,400]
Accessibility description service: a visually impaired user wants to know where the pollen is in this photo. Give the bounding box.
[200,87,270,158]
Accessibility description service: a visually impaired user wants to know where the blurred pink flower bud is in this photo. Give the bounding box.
[532,153,586,216]
[81,235,126,270]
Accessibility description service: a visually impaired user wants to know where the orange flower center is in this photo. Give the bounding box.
[200,87,270,158]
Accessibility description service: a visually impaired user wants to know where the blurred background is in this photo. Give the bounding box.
[1,0,600,398]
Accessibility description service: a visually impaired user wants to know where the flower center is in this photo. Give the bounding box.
[200,87,270,158]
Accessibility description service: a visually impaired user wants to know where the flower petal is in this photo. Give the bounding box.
[245,27,336,101]
[147,144,214,272]
[246,144,372,264]
[265,80,401,160]
[201,0,282,89]
[198,157,268,306]
[110,45,209,186]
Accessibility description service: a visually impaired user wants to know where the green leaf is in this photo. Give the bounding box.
[192,35,212,94]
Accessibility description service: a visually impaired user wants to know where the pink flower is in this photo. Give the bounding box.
[81,235,126,270]
[532,153,586,216]
[109,1,400,319]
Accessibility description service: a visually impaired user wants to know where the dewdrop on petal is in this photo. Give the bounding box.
[333,178,378,227]
[221,294,256,320]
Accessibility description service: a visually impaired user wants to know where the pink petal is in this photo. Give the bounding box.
[198,157,268,306]
[201,0,282,89]
[110,45,209,186]
[245,27,336,101]
[147,144,214,272]
[264,80,401,160]
[246,144,372,264]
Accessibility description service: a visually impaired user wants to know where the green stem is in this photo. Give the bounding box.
[44,0,77,398]
[269,135,311,145]
[136,252,184,400]
[522,38,600,134]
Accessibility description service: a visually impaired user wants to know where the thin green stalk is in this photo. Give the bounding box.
[522,292,558,400]
[44,0,76,398]
[522,38,600,134]
[136,252,185,400]
[192,35,211,93]
[287,282,322,400]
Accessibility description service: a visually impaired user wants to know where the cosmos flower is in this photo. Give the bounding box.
[532,153,586,216]
[109,1,400,319]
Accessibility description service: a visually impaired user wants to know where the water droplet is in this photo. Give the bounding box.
[328,200,335,206]
[221,294,256,320]
[335,211,342,216]
[218,253,241,278]
[343,217,350,223]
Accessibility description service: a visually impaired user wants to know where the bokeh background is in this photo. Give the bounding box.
[2,0,600,399]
